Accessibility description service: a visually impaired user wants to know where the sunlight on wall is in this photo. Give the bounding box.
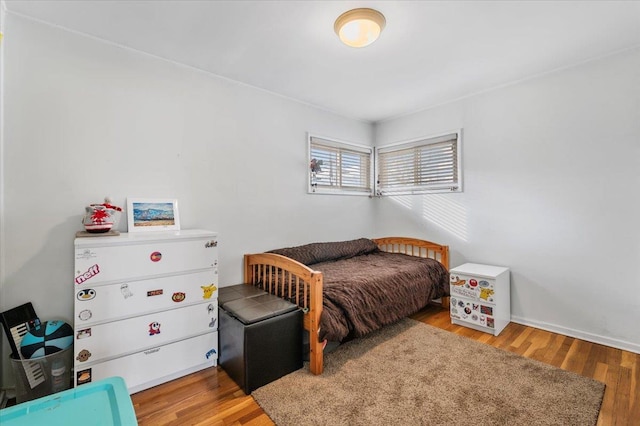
[422,194,468,241]
[389,195,413,210]
[388,194,468,241]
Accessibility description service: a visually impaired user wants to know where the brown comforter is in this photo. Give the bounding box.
[267,238,449,343]
[314,251,449,342]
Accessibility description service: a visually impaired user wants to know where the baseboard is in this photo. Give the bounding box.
[511,315,640,355]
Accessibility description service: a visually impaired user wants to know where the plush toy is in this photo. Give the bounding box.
[310,158,324,191]
[310,158,323,173]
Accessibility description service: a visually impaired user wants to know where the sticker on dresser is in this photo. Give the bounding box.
[120,284,134,299]
[75,264,101,285]
[148,322,161,336]
[77,289,96,301]
[77,328,91,339]
[77,368,92,385]
[76,249,98,261]
[201,284,217,299]
[76,349,92,362]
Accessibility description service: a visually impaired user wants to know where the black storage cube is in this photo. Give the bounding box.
[219,285,302,394]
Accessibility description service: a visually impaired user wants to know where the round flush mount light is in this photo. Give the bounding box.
[334,8,386,48]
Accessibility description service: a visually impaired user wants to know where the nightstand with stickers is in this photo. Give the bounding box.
[73,230,218,394]
[449,263,510,336]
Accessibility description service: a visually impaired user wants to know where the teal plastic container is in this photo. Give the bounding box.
[0,376,137,425]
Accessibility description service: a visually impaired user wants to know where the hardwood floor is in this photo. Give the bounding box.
[131,306,639,425]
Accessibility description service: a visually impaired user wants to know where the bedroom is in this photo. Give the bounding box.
[0,0,638,423]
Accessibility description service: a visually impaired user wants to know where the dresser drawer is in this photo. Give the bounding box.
[75,239,217,285]
[449,273,496,303]
[74,302,218,364]
[450,296,496,329]
[74,331,218,393]
[74,270,218,324]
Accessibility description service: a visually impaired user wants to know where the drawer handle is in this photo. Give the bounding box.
[144,347,161,355]
[205,240,218,248]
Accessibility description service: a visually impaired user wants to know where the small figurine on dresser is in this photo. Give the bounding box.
[80,197,122,235]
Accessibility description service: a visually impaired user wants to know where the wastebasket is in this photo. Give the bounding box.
[10,346,73,403]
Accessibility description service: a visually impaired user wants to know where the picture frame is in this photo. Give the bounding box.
[126,198,181,232]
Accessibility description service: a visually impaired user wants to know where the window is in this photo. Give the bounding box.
[308,135,373,195]
[376,131,462,195]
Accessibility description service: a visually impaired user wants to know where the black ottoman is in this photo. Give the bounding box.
[218,285,302,394]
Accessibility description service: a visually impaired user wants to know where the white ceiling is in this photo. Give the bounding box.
[4,1,640,122]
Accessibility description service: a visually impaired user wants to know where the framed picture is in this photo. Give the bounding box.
[127,198,180,232]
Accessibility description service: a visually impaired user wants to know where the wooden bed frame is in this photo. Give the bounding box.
[243,237,449,375]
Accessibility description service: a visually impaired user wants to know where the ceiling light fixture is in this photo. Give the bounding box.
[334,8,386,48]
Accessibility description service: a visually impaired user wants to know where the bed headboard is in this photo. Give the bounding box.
[373,237,449,270]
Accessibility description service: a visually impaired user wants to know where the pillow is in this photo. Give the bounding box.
[268,238,379,265]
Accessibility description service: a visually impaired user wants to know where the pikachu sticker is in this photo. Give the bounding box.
[201,284,217,299]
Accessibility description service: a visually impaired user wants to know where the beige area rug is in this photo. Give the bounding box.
[252,319,604,426]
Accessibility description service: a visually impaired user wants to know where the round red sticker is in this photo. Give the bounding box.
[150,252,162,262]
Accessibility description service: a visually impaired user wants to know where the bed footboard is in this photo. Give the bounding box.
[243,253,324,375]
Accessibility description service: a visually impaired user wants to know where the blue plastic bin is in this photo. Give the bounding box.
[0,376,138,426]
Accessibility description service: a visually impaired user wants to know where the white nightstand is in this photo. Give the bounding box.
[449,263,510,336]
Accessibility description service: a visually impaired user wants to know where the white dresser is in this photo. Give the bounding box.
[449,263,510,336]
[73,229,218,394]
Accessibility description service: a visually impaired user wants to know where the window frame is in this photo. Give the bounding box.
[375,129,463,196]
[308,133,374,196]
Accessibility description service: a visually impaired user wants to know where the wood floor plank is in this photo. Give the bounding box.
[549,334,574,368]
[509,324,534,349]
[611,366,632,426]
[522,328,552,360]
[631,354,640,423]
[582,343,608,378]
[130,305,638,425]
[561,338,593,375]
[495,322,525,350]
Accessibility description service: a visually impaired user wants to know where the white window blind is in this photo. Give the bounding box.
[376,131,462,195]
[309,136,372,195]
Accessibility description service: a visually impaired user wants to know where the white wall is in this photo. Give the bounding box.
[0,14,374,387]
[374,47,640,353]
